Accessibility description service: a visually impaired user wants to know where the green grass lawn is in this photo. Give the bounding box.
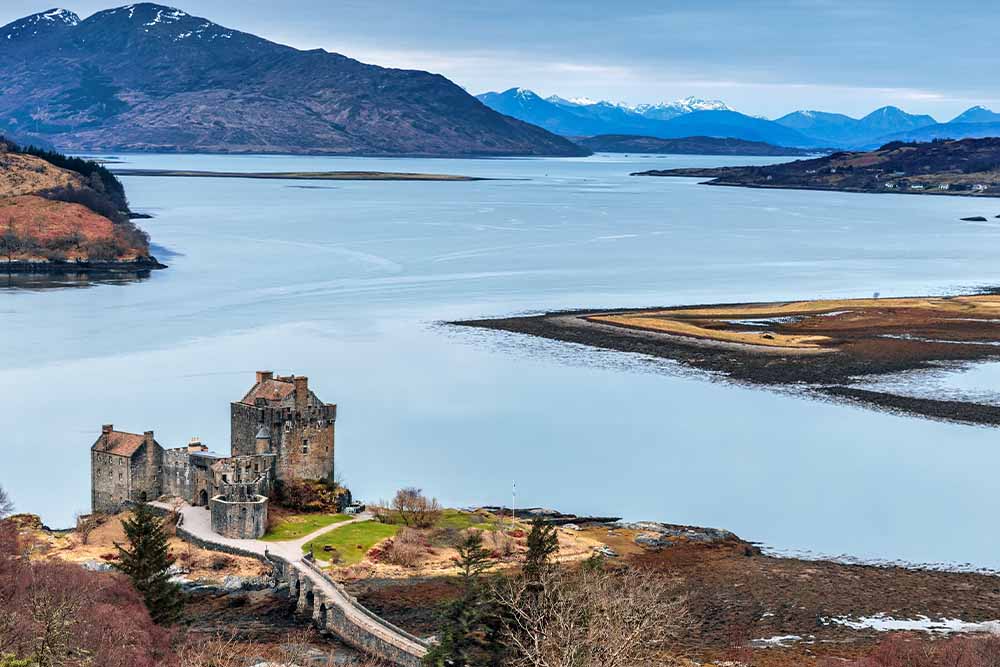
[261,513,351,542]
[437,508,501,530]
[303,521,399,564]
[378,508,502,531]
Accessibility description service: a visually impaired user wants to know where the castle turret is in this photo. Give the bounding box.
[255,425,271,455]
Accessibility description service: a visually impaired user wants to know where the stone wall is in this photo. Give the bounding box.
[292,561,428,667]
[231,402,336,484]
[230,402,261,457]
[91,450,133,514]
[162,449,220,506]
[275,410,335,484]
[91,437,162,514]
[209,494,268,539]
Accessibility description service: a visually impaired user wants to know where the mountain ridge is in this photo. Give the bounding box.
[0,4,587,157]
[478,88,816,147]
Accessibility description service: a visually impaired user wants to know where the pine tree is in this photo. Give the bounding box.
[423,531,500,667]
[523,518,559,581]
[113,502,183,625]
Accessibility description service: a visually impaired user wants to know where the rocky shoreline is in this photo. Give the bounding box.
[1,256,167,274]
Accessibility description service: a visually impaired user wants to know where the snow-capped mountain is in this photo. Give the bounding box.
[0,5,586,156]
[632,97,732,120]
[479,88,815,147]
[544,94,731,120]
[3,8,80,40]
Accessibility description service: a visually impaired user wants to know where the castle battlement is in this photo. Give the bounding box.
[90,371,338,539]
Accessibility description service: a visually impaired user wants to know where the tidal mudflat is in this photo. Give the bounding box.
[455,293,1000,426]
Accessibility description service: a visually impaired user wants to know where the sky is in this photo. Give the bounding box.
[2,0,998,120]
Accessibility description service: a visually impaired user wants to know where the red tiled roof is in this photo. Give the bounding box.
[240,378,295,405]
[97,431,146,457]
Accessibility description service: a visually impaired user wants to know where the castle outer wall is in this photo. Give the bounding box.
[209,493,268,539]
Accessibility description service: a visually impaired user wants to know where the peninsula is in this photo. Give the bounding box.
[454,293,1000,426]
[0,139,162,273]
[634,137,1000,197]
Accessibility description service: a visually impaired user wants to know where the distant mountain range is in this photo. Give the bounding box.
[476,89,815,148]
[0,4,586,157]
[478,88,1000,151]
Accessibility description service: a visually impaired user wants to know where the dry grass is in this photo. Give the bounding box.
[589,294,1000,351]
[26,512,267,580]
[0,152,82,196]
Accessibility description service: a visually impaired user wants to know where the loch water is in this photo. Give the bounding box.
[3,152,999,569]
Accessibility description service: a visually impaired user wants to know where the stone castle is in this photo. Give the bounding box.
[90,371,337,538]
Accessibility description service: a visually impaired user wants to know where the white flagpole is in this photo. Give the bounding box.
[511,481,516,531]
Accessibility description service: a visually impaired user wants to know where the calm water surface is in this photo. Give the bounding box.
[3,152,1000,569]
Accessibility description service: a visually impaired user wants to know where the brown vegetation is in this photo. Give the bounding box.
[492,564,690,667]
[0,520,173,667]
[820,634,1000,667]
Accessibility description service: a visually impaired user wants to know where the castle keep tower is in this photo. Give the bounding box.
[230,371,337,485]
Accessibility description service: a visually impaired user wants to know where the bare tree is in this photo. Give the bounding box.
[492,565,690,667]
[0,484,13,519]
[391,487,442,528]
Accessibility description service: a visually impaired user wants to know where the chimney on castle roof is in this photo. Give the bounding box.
[188,437,207,453]
[144,430,155,443]
[293,376,309,411]
[256,370,273,385]
[102,424,113,434]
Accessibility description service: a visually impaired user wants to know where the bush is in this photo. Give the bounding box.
[273,479,345,513]
[0,527,172,666]
[382,528,424,568]
[391,487,442,528]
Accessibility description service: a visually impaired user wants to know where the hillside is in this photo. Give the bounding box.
[0,140,160,268]
[577,134,817,156]
[0,5,586,157]
[633,138,1000,197]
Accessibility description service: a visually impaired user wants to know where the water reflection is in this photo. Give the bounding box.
[0,269,155,291]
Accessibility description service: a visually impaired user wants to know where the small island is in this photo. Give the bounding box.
[455,293,1000,426]
[112,169,485,181]
[634,137,1000,197]
[0,139,163,274]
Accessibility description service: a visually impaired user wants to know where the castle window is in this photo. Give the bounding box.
[302,438,309,454]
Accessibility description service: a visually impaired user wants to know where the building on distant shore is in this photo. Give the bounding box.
[90,371,337,538]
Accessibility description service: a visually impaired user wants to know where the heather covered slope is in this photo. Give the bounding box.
[0,4,586,157]
[0,140,158,267]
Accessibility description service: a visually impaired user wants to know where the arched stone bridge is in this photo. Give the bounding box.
[153,501,428,666]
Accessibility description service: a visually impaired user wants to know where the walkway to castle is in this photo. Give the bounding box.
[151,501,428,662]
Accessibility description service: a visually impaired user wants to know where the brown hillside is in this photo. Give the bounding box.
[0,195,146,262]
[0,150,84,196]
